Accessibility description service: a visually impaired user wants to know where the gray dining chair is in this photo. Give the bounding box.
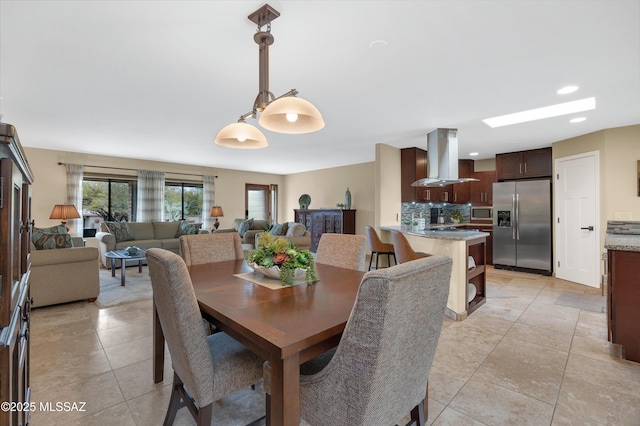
[390,230,431,264]
[315,233,367,271]
[179,232,244,266]
[263,254,452,426]
[147,248,264,426]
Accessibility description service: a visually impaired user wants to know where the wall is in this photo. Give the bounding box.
[376,143,401,227]
[473,158,496,172]
[24,147,284,234]
[283,162,375,236]
[604,125,640,220]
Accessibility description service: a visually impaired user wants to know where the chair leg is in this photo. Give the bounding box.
[163,372,183,426]
[196,403,213,426]
[375,251,381,270]
[368,252,374,271]
[410,400,425,426]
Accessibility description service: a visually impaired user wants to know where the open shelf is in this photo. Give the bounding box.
[466,236,487,315]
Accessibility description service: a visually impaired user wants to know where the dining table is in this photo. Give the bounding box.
[152,258,366,426]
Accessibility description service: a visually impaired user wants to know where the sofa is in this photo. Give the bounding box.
[215,218,311,250]
[30,227,100,308]
[95,221,209,269]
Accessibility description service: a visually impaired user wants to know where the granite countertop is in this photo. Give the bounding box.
[380,225,490,241]
[604,234,640,252]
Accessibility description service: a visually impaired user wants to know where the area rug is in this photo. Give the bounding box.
[555,291,607,313]
[95,266,153,308]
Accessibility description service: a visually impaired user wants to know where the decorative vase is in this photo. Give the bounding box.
[344,187,351,210]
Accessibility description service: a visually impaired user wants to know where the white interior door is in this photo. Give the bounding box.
[555,151,600,287]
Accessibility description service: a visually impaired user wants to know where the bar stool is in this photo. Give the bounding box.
[365,226,396,270]
[390,230,431,264]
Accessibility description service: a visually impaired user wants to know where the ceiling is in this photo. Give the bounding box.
[1,0,639,175]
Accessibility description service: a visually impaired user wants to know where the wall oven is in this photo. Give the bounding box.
[471,206,493,221]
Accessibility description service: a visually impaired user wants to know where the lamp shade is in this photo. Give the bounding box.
[209,206,224,217]
[215,121,268,149]
[49,204,81,220]
[258,96,324,134]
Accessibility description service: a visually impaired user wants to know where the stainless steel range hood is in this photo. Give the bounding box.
[411,128,478,187]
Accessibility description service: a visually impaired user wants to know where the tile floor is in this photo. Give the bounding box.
[29,267,640,425]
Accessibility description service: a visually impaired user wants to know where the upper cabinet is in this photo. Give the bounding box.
[452,159,473,204]
[496,147,552,180]
[469,170,497,206]
[401,147,428,203]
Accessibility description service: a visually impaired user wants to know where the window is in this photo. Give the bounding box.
[82,178,135,228]
[164,182,203,222]
[245,183,278,222]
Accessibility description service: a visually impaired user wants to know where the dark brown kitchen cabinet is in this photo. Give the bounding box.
[469,170,496,206]
[294,209,356,252]
[0,123,34,426]
[401,147,428,203]
[607,249,640,363]
[496,147,552,180]
[452,160,473,204]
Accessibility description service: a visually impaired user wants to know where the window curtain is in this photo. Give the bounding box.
[65,164,84,234]
[202,175,216,230]
[136,170,165,222]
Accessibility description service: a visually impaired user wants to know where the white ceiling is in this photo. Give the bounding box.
[1,0,639,175]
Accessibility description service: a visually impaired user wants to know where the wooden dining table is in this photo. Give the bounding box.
[152,259,365,426]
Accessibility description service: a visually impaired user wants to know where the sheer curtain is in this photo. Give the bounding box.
[202,175,216,230]
[136,170,165,222]
[66,164,84,234]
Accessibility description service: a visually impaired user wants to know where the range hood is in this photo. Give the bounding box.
[411,128,478,187]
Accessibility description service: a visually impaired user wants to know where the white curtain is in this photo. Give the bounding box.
[66,164,84,234]
[136,170,165,222]
[202,175,216,230]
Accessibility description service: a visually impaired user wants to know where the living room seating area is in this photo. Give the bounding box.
[215,218,311,250]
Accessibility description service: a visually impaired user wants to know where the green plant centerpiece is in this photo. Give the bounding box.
[450,210,464,223]
[245,233,319,286]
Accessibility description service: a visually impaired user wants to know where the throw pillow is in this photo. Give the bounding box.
[268,223,283,236]
[104,221,135,243]
[34,225,67,234]
[175,221,197,237]
[237,218,253,237]
[287,222,306,237]
[278,222,289,236]
[32,232,72,250]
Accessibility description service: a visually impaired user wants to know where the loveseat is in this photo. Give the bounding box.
[30,226,100,308]
[95,221,208,268]
[215,218,311,250]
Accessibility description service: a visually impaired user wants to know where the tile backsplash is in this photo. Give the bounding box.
[401,203,471,225]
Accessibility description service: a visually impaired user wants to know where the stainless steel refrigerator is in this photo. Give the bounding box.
[493,180,552,274]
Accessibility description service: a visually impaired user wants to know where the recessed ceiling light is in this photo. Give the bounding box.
[482,97,596,128]
[570,117,586,123]
[557,85,579,94]
[469,152,479,156]
[369,40,388,50]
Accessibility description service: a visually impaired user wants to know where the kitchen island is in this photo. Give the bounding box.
[380,226,490,320]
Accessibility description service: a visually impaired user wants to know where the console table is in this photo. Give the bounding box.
[294,209,356,252]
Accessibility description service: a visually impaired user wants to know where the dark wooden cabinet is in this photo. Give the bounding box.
[469,170,497,206]
[401,147,428,203]
[607,249,640,363]
[0,123,34,426]
[452,160,473,204]
[294,209,356,252]
[496,147,552,180]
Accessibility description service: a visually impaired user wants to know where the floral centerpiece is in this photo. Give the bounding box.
[245,233,319,286]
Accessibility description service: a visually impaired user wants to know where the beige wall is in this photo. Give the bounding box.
[473,158,496,172]
[24,147,284,233]
[376,143,402,228]
[283,162,375,236]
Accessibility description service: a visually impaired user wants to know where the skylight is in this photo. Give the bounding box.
[482,97,596,128]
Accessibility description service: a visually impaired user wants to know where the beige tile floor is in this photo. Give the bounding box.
[29,267,640,425]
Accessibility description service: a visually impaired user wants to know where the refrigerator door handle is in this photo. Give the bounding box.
[512,194,516,240]
[515,193,520,240]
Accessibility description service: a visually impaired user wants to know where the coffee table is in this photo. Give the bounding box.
[104,249,147,286]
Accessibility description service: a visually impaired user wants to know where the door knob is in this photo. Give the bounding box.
[580,226,594,231]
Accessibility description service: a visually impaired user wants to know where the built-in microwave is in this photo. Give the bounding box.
[471,206,493,220]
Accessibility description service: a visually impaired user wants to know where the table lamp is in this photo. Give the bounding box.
[50,204,81,231]
[210,206,224,230]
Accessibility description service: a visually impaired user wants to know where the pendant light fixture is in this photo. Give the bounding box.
[214,4,324,149]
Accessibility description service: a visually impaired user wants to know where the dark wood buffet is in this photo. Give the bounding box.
[0,123,34,426]
[294,209,356,252]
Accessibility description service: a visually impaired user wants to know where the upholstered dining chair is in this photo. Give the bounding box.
[315,233,367,271]
[179,232,244,266]
[147,248,264,426]
[390,230,431,264]
[365,225,396,271]
[263,255,453,425]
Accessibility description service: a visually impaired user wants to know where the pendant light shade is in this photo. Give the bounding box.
[258,96,324,134]
[214,121,268,149]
